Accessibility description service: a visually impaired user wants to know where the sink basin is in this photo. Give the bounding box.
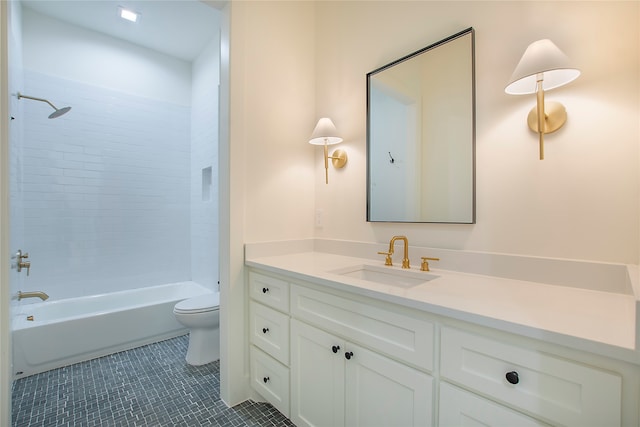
[329,264,438,288]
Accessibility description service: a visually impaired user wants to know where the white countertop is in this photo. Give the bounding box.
[246,250,639,365]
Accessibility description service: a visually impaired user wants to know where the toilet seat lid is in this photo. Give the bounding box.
[174,293,219,313]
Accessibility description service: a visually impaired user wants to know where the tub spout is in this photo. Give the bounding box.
[17,291,49,301]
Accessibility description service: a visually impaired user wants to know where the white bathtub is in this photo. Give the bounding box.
[12,281,214,378]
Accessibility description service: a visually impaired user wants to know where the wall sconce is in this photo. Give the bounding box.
[505,39,580,159]
[309,117,348,184]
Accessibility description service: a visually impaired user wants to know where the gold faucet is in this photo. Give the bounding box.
[378,235,410,269]
[17,291,49,301]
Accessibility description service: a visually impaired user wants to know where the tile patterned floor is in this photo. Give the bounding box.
[12,335,295,427]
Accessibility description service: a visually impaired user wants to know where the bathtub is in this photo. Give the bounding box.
[12,281,214,378]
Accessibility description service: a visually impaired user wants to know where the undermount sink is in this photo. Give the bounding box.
[329,264,438,288]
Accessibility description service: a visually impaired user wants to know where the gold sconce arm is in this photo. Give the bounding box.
[526,76,568,160]
[329,149,348,168]
[537,78,545,160]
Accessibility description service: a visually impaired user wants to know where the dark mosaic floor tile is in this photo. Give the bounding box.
[12,335,295,427]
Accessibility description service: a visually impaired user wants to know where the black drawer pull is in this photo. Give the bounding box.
[332,345,340,354]
[506,371,519,385]
[262,327,269,334]
[345,351,354,360]
[263,376,270,384]
[262,287,269,294]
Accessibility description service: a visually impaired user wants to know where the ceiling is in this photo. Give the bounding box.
[21,0,222,62]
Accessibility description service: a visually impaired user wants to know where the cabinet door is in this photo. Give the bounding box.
[439,382,549,427]
[345,342,433,427]
[291,319,345,427]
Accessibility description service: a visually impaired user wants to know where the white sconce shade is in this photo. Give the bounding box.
[505,39,580,94]
[505,39,580,159]
[309,117,347,184]
[309,117,343,145]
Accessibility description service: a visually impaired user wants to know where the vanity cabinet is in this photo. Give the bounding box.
[247,267,636,427]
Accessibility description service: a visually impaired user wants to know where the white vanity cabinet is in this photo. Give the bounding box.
[247,266,637,427]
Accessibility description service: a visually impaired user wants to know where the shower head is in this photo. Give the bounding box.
[17,92,72,119]
[48,106,72,119]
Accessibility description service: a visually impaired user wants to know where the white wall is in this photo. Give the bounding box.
[8,0,24,300]
[222,0,316,406]
[312,1,640,264]
[1,0,24,422]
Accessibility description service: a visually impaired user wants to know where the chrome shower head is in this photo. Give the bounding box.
[17,92,72,119]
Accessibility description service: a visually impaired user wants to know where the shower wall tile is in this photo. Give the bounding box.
[19,71,192,299]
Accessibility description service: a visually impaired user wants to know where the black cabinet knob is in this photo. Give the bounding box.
[345,351,354,360]
[506,371,519,385]
[263,376,270,384]
[262,327,269,334]
[332,345,340,353]
[262,287,269,294]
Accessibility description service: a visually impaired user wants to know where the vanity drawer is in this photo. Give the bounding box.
[439,382,549,427]
[290,284,434,371]
[250,346,290,417]
[249,271,290,312]
[440,327,621,427]
[249,301,290,364]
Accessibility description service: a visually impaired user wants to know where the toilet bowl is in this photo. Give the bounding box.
[173,292,220,366]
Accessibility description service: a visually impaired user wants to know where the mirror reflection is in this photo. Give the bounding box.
[367,28,475,223]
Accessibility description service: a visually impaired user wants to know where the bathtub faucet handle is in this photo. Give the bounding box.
[16,250,31,276]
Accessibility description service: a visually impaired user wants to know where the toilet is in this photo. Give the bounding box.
[173,292,220,366]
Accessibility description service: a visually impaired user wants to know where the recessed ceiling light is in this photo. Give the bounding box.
[119,7,139,23]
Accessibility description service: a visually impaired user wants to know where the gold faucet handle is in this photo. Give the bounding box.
[377,251,393,266]
[420,257,440,272]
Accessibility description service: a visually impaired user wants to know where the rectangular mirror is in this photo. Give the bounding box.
[367,28,475,223]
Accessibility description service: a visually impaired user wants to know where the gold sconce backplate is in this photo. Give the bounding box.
[330,149,348,168]
[527,101,567,134]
